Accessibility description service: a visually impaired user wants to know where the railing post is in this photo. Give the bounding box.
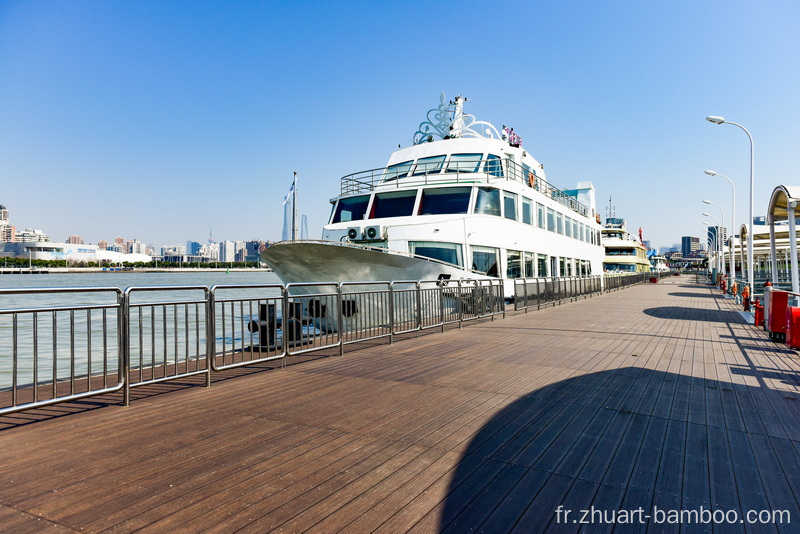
[121,289,130,406]
[205,287,214,384]
[415,281,422,333]
[283,285,292,358]
[388,282,395,345]
[337,283,345,356]
[458,280,464,329]
[500,280,506,319]
[439,280,445,333]
[523,278,529,313]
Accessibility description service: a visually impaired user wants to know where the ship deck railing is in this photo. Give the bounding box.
[340,157,589,218]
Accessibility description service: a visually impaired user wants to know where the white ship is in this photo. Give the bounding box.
[263,94,605,301]
[601,217,651,272]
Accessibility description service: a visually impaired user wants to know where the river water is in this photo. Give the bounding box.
[0,271,283,390]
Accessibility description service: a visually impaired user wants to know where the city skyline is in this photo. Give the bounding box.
[2,2,799,249]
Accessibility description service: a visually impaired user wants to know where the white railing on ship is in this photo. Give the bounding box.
[340,157,589,217]
[1,273,658,415]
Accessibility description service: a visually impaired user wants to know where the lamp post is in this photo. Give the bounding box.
[706,116,754,291]
[704,222,717,278]
[703,213,723,275]
[704,170,736,282]
[703,200,727,281]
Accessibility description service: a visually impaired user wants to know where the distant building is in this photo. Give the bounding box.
[0,241,150,264]
[114,236,125,245]
[0,204,13,243]
[681,236,700,257]
[67,235,84,244]
[245,240,267,263]
[707,226,727,250]
[186,241,201,255]
[200,242,219,261]
[97,240,108,250]
[16,228,50,242]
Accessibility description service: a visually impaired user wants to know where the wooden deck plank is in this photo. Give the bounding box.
[4,276,800,532]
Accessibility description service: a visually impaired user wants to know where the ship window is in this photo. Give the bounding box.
[522,198,533,225]
[573,219,578,240]
[503,192,518,221]
[418,187,471,215]
[506,250,522,278]
[556,213,564,234]
[472,245,499,277]
[411,155,446,176]
[547,208,555,232]
[331,195,370,223]
[445,153,482,173]
[524,252,535,277]
[538,254,548,277]
[475,187,501,216]
[537,203,545,228]
[409,241,463,267]
[370,190,417,219]
[485,154,503,177]
[382,160,413,182]
[565,217,572,238]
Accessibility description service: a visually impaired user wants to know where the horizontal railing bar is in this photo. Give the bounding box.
[0,384,124,416]
[0,303,119,314]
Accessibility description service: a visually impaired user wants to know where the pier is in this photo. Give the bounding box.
[2,275,799,531]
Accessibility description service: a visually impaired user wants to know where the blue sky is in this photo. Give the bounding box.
[1,0,799,250]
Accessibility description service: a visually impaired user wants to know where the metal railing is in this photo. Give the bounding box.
[339,157,589,217]
[513,272,670,311]
[0,278,504,415]
[0,287,124,412]
[1,273,657,415]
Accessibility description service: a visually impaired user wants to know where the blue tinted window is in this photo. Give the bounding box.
[411,155,446,176]
[382,161,413,182]
[371,190,417,219]
[332,195,370,223]
[445,153,482,173]
[419,187,471,215]
[522,198,533,225]
[503,192,518,220]
[485,155,503,177]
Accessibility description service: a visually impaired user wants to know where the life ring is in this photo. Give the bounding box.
[527,172,536,188]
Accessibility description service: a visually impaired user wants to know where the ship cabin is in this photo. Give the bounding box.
[601,218,651,272]
[322,135,605,281]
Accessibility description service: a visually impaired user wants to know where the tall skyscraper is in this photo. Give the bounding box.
[186,241,201,255]
[681,236,700,257]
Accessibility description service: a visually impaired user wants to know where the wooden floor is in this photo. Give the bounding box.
[2,275,800,533]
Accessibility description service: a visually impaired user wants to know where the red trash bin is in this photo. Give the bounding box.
[768,290,790,341]
[787,307,800,349]
[753,300,764,326]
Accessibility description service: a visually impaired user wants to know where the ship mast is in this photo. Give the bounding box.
[292,171,298,241]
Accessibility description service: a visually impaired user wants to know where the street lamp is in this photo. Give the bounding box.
[705,170,737,282]
[702,200,727,280]
[703,213,723,275]
[703,222,718,277]
[706,116,754,292]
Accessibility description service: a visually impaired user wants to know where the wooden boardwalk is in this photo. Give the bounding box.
[2,275,800,532]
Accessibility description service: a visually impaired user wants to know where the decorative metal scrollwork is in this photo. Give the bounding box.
[413,93,503,145]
